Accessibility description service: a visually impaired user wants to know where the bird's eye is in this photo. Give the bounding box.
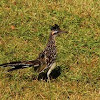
[54,31,58,33]
[52,31,58,35]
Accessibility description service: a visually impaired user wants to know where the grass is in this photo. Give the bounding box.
[0,0,100,99]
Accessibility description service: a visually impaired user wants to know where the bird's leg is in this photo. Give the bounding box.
[47,62,56,81]
[39,68,46,73]
[39,66,49,74]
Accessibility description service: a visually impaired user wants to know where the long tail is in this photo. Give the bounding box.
[0,59,41,72]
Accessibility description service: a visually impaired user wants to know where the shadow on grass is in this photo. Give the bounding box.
[38,66,61,81]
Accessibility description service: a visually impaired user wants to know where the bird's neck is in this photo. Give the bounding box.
[47,34,56,45]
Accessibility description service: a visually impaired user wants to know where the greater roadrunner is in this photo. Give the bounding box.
[0,24,67,80]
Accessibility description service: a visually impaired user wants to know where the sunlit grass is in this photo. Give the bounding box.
[0,0,100,99]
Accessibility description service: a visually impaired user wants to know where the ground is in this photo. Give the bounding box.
[0,0,100,100]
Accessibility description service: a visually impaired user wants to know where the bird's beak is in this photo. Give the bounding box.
[59,30,68,34]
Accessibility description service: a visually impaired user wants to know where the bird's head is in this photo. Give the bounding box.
[51,24,67,36]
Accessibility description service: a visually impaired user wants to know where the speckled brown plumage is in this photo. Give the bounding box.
[0,24,67,80]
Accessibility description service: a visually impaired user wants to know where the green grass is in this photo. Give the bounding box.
[0,0,100,100]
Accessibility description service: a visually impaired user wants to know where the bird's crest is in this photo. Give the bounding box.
[51,24,60,31]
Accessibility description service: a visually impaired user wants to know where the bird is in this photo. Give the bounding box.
[0,24,67,81]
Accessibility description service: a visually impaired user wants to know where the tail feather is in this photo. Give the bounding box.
[0,59,41,71]
[0,61,22,67]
